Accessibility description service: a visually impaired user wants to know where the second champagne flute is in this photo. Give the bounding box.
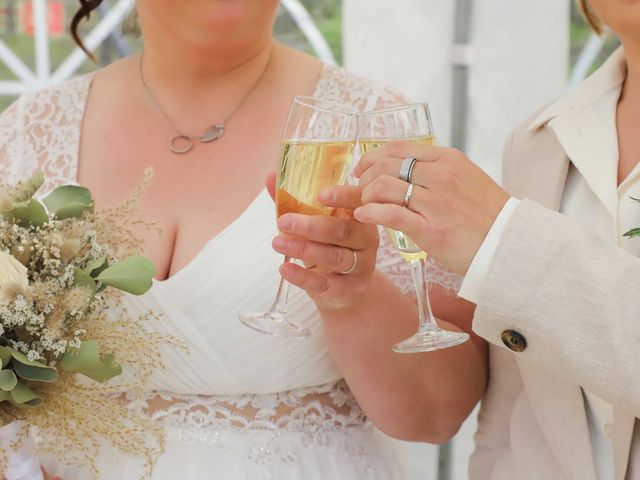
[358,103,470,352]
[239,96,357,338]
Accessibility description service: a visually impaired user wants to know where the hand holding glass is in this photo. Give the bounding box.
[358,104,469,352]
[240,96,357,338]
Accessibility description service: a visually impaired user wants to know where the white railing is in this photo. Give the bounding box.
[0,0,134,95]
[0,0,335,98]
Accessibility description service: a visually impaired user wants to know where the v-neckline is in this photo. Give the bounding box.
[70,63,331,284]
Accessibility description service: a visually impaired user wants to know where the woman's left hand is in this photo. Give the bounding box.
[353,142,509,275]
[266,174,380,312]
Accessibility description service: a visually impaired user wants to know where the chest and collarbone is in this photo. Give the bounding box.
[76,85,288,280]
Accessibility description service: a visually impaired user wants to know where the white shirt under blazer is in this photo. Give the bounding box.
[462,48,640,480]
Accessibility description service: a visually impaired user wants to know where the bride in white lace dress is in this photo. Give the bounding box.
[0,1,486,479]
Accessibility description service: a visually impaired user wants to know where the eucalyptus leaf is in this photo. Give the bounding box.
[623,228,640,238]
[3,199,48,227]
[10,382,43,407]
[0,346,11,369]
[43,185,94,219]
[0,369,17,391]
[73,268,98,295]
[0,390,10,402]
[10,351,58,382]
[96,255,155,295]
[13,171,44,204]
[60,340,122,383]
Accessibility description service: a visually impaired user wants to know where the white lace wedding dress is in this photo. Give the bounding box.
[0,63,462,479]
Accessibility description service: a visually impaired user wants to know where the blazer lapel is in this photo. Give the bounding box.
[504,124,569,210]
[548,106,618,223]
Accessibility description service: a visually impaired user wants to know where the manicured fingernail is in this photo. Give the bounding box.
[318,188,335,203]
[353,208,364,222]
[278,215,293,231]
[272,236,287,250]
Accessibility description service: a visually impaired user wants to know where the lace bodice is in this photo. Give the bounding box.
[124,380,372,468]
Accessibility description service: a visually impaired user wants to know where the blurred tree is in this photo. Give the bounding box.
[275,0,343,64]
[570,1,620,74]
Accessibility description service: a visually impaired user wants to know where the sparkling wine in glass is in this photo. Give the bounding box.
[359,103,469,352]
[240,96,357,338]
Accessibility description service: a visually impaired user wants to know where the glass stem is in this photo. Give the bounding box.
[408,257,438,334]
[269,256,292,317]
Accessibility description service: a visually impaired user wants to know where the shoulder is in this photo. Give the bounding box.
[502,107,562,192]
[503,107,551,155]
[0,73,93,185]
[504,47,626,170]
[0,73,93,130]
[315,63,409,112]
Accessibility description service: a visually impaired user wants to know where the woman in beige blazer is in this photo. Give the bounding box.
[353,0,640,479]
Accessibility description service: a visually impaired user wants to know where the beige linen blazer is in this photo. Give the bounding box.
[468,48,640,480]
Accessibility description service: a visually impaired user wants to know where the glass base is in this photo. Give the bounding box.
[393,329,469,353]
[239,312,310,338]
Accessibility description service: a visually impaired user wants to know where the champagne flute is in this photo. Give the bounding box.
[240,96,357,338]
[358,103,469,352]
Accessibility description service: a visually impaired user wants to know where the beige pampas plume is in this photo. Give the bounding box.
[0,190,15,213]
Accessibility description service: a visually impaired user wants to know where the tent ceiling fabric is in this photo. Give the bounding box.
[344,0,570,181]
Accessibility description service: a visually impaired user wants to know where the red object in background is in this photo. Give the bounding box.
[22,1,64,36]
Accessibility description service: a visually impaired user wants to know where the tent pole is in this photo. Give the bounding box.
[441,5,474,477]
[450,0,474,151]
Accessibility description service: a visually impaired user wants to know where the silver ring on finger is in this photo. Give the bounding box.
[399,157,417,183]
[338,249,358,275]
[402,183,415,208]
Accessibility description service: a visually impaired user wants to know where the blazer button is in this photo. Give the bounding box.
[501,330,527,352]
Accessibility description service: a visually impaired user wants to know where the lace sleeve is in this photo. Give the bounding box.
[0,75,91,193]
[0,99,21,182]
[375,229,463,294]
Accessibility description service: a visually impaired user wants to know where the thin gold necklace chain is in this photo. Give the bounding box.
[138,49,273,154]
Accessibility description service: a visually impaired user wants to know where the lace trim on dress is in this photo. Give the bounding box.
[124,381,377,478]
[375,227,463,294]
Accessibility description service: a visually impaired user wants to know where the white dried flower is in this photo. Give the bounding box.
[0,251,29,305]
[27,350,41,362]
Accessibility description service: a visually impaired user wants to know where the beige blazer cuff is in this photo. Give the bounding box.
[472,199,640,415]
